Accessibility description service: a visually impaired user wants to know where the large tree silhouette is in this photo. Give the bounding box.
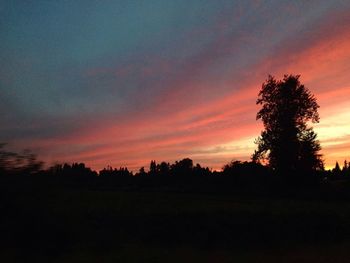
[252,75,323,175]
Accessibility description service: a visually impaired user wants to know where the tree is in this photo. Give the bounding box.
[171,158,193,176]
[137,166,146,176]
[332,161,341,176]
[99,166,131,177]
[0,143,43,175]
[50,162,97,177]
[149,160,157,176]
[252,75,323,175]
[157,161,170,176]
[222,160,269,183]
[342,160,348,175]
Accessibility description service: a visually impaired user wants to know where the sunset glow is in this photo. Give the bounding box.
[1,1,350,171]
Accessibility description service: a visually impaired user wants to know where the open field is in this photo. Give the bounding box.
[2,177,350,262]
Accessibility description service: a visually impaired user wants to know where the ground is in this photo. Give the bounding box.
[2,176,350,262]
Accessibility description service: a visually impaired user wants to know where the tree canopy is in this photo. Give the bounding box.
[253,75,324,175]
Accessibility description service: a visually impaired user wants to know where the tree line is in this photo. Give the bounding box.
[1,145,349,183]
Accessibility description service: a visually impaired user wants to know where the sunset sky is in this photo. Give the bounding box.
[1,1,350,171]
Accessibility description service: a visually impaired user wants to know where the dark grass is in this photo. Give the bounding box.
[2,175,350,262]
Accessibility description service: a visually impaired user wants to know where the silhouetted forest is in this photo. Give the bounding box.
[1,142,350,195]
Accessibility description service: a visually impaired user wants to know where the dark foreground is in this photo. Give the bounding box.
[2,175,350,262]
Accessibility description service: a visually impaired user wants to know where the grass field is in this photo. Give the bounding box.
[2,177,350,262]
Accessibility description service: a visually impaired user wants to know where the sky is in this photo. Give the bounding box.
[1,0,350,171]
